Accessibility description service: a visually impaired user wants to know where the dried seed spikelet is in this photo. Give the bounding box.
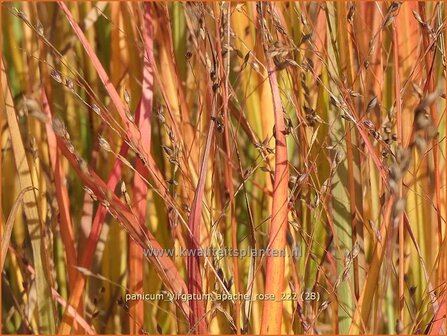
[396,148,411,173]
[83,186,97,201]
[50,69,63,84]
[342,267,350,281]
[388,146,412,194]
[65,78,75,91]
[383,122,392,134]
[169,157,179,167]
[299,33,312,46]
[16,96,42,118]
[414,109,432,131]
[349,89,362,98]
[101,199,110,210]
[28,136,38,159]
[126,110,135,123]
[288,175,298,189]
[211,115,224,133]
[319,300,330,312]
[344,250,352,267]
[347,2,356,23]
[167,179,178,186]
[304,105,317,126]
[334,276,342,289]
[413,134,427,152]
[66,141,76,154]
[366,96,378,111]
[162,145,174,156]
[412,82,424,98]
[388,176,399,195]
[362,119,375,130]
[120,181,131,206]
[92,104,101,115]
[341,113,351,121]
[414,90,439,129]
[389,165,402,195]
[14,7,29,22]
[335,149,345,166]
[124,89,131,105]
[412,10,425,28]
[383,2,401,27]
[183,203,191,214]
[52,117,68,139]
[36,21,44,37]
[118,155,132,168]
[98,136,112,152]
[393,197,407,218]
[371,130,381,141]
[77,156,90,175]
[156,107,165,124]
[351,241,361,259]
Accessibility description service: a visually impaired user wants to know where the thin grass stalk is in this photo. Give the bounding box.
[1,186,34,270]
[392,19,405,325]
[338,1,362,301]
[129,3,154,333]
[258,4,289,334]
[445,3,447,309]
[325,3,353,332]
[395,4,429,329]
[212,2,241,333]
[41,90,78,288]
[0,1,3,254]
[185,56,216,336]
[2,60,56,334]
[0,83,2,336]
[419,2,443,267]
[349,197,395,334]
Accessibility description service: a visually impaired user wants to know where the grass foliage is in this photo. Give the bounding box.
[1,1,447,334]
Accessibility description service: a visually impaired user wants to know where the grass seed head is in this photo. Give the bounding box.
[92,104,101,115]
[120,181,131,206]
[52,117,68,139]
[36,21,44,36]
[366,96,378,111]
[124,89,131,105]
[126,111,135,123]
[83,186,97,201]
[50,69,63,84]
[98,136,112,152]
[65,78,75,91]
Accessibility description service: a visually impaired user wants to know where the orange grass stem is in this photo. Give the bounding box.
[129,3,154,333]
[185,45,216,336]
[392,21,405,325]
[258,4,289,334]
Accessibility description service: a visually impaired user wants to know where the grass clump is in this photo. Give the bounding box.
[1,2,446,334]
